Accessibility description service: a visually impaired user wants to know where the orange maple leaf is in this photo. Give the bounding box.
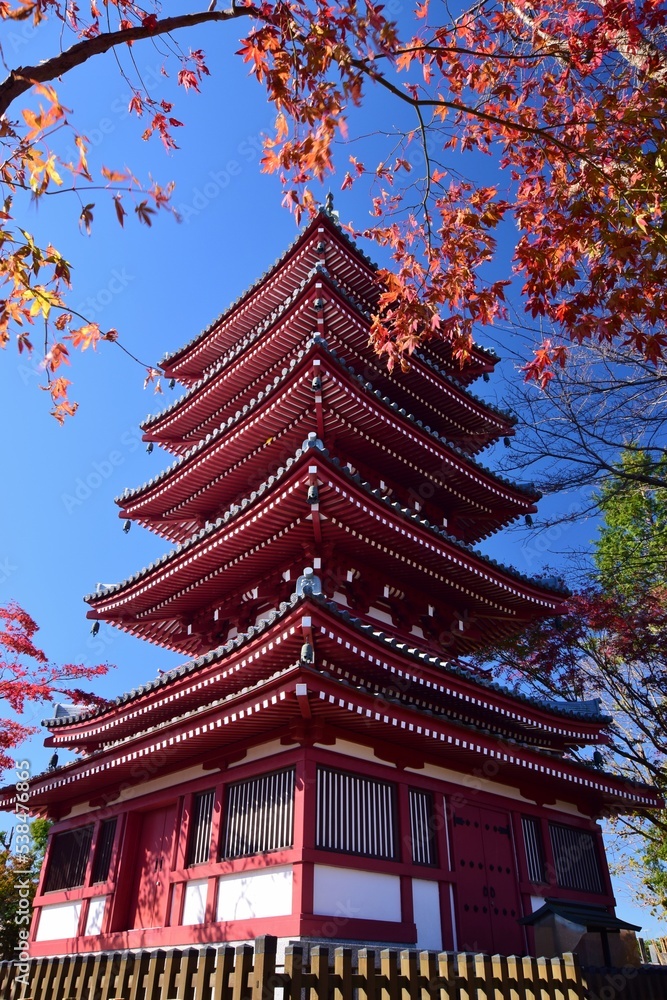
[67,323,101,351]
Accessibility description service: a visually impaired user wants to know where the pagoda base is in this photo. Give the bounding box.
[27,735,618,960]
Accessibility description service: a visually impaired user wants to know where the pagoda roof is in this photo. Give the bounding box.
[160,209,498,387]
[89,441,564,656]
[48,595,609,754]
[119,341,537,545]
[144,268,514,457]
[2,643,658,818]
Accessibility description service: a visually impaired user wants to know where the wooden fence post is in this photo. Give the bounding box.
[358,949,377,1000]
[192,946,217,1000]
[455,952,476,1000]
[311,944,331,1000]
[504,954,525,1000]
[285,943,305,1000]
[129,951,152,1000]
[92,954,114,1000]
[171,947,199,1000]
[536,954,552,999]
[559,953,585,1000]
[333,948,353,1000]
[162,946,182,999]
[61,954,84,1000]
[27,955,54,1000]
[211,945,236,1000]
[143,949,167,1000]
[399,949,419,1000]
[380,948,399,1000]
[49,955,72,1000]
[416,950,438,1000]
[251,936,278,1000]
[111,953,136,1000]
[232,943,255,1000]
[473,954,494,1000]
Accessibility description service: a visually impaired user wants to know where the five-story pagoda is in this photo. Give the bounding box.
[2,203,659,961]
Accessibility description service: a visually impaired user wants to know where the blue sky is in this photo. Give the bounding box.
[0,12,663,936]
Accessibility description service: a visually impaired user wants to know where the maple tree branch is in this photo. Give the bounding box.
[0,6,257,118]
[388,41,567,63]
[349,56,588,165]
[414,104,434,256]
[508,0,667,83]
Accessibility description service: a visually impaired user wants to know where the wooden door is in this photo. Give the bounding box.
[129,803,177,930]
[450,802,524,955]
[450,803,493,951]
[477,807,523,955]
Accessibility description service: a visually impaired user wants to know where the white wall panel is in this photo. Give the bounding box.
[35,901,82,941]
[217,866,292,922]
[412,879,442,951]
[313,865,401,922]
[84,896,106,936]
[182,879,208,925]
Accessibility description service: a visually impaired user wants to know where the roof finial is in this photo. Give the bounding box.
[325,191,335,215]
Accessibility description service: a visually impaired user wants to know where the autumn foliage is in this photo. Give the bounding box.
[242,0,667,380]
[0,602,108,776]
[0,0,666,414]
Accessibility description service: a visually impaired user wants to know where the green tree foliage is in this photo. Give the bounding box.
[0,818,50,960]
[595,452,667,601]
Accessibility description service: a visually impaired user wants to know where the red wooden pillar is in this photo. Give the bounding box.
[397,781,415,932]
[205,779,225,925]
[296,752,317,926]
[100,813,125,936]
[595,824,616,901]
[73,821,101,940]
[436,794,455,950]
[107,811,141,932]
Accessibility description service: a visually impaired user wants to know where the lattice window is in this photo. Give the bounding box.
[521,816,546,884]
[409,789,438,866]
[186,790,216,866]
[221,769,295,859]
[91,818,117,884]
[549,822,603,893]
[43,825,94,892]
[316,766,397,860]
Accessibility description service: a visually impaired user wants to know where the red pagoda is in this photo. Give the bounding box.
[3,205,659,963]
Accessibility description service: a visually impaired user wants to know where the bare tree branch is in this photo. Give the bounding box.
[0,6,257,118]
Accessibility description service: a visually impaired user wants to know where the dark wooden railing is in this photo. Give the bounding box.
[1,935,666,1000]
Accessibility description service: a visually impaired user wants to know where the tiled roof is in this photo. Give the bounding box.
[145,265,510,436]
[122,336,536,512]
[144,270,320,430]
[159,207,499,371]
[54,591,597,732]
[520,899,641,932]
[159,210,378,369]
[93,436,561,608]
